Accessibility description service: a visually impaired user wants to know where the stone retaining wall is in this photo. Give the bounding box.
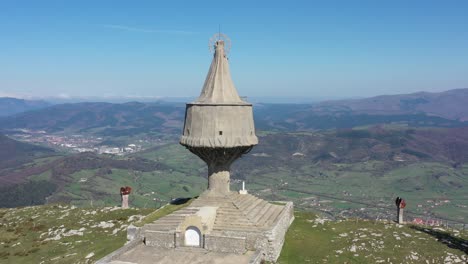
[205,234,246,254]
[145,230,176,248]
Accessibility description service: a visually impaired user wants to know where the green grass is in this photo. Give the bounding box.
[278,211,468,264]
[1,205,466,263]
[134,199,193,227]
[16,137,468,222]
[0,204,154,264]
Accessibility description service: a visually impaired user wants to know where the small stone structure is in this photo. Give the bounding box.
[395,196,406,224]
[121,186,131,209]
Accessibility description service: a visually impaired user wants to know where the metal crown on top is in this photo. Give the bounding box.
[209,33,231,56]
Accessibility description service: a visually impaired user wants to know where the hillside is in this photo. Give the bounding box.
[1,127,467,223]
[278,211,467,263]
[0,152,196,208]
[0,134,55,173]
[0,98,50,117]
[0,204,154,263]
[0,102,185,136]
[0,205,466,263]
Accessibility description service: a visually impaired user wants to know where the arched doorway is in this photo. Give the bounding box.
[184,226,201,247]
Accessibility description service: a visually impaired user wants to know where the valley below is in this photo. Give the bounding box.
[1,89,468,228]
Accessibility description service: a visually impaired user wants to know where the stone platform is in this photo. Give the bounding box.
[98,192,293,264]
[107,246,256,264]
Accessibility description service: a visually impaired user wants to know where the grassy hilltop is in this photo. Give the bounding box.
[0,204,466,264]
[278,212,467,264]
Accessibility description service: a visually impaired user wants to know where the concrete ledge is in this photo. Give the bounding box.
[145,230,176,248]
[127,224,141,241]
[205,234,247,254]
[95,239,141,264]
[262,201,294,262]
[248,250,264,264]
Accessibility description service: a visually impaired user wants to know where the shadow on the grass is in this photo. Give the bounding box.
[409,225,468,254]
[170,197,196,205]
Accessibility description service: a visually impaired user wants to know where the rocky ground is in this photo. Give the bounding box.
[1,205,466,264]
[0,204,153,263]
[278,212,467,264]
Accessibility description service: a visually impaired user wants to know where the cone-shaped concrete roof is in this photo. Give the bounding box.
[194,40,246,105]
[180,37,258,148]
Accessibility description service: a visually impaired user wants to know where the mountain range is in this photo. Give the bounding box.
[0,97,50,116]
[1,89,467,135]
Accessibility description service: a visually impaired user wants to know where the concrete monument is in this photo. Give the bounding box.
[97,33,294,264]
[180,36,257,196]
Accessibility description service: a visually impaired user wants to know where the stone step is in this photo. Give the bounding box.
[231,194,245,204]
[217,207,239,213]
[215,217,249,225]
[215,210,245,217]
[153,217,186,222]
[147,221,182,226]
[244,198,264,214]
[263,206,284,227]
[145,225,177,231]
[236,195,256,209]
[161,213,195,218]
[214,219,253,226]
[251,203,273,224]
[213,225,258,231]
[233,195,250,207]
[214,222,254,228]
[174,246,209,253]
[245,202,269,219]
[245,200,268,221]
[257,205,281,227]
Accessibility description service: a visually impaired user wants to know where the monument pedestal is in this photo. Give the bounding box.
[141,192,294,262]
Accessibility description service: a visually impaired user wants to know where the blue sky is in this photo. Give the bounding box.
[0,0,467,100]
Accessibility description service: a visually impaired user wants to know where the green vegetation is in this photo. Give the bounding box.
[0,204,154,264]
[278,211,467,263]
[1,206,466,263]
[0,181,57,208]
[2,127,467,223]
[134,198,193,227]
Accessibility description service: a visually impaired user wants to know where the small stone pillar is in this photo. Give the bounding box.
[239,181,248,195]
[120,186,132,209]
[395,197,406,224]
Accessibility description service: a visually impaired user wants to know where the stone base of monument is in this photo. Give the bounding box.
[143,192,294,262]
[98,192,293,264]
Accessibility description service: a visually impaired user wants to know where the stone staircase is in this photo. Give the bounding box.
[144,193,286,235]
[200,193,285,232]
[144,207,200,232]
[231,193,284,228]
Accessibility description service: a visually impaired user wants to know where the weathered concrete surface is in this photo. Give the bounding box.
[108,245,255,264]
[180,40,258,149]
[205,234,246,254]
[140,192,293,262]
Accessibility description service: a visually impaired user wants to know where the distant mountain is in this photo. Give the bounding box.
[316,88,468,121]
[0,101,185,136]
[0,97,51,116]
[0,89,467,135]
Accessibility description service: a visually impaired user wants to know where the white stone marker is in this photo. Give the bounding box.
[239,181,248,195]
